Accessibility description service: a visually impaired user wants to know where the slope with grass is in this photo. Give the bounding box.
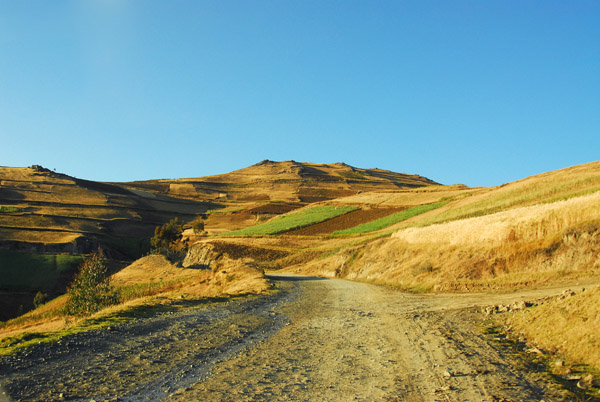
[500,285,600,374]
[0,166,214,258]
[287,162,600,294]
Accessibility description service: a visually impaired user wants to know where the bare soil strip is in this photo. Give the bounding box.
[0,276,576,401]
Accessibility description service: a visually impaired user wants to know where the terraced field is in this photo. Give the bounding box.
[286,207,405,236]
[222,206,358,236]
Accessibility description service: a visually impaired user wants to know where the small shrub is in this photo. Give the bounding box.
[65,252,115,316]
[192,220,205,234]
[33,291,48,308]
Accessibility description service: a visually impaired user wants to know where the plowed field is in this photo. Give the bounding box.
[285,207,405,236]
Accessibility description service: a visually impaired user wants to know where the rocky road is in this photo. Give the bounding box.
[0,274,572,401]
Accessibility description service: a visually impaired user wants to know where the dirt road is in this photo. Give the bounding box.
[0,275,572,401]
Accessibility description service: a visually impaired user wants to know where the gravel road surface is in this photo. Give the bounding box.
[0,274,570,401]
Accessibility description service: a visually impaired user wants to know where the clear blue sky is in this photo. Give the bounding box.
[1,1,598,187]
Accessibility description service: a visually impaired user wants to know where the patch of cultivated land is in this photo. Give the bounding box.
[223,205,357,236]
[0,275,585,402]
[285,207,405,235]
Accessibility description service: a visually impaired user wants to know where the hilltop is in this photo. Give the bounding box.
[123,159,439,203]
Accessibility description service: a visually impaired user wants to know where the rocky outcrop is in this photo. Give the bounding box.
[182,242,223,270]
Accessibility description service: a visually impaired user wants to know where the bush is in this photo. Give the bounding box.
[192,220,205,234]
[151,218,184,250]
[33,291,47,308]
[65,252,115,316]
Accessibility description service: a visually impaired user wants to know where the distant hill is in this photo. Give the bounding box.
[123,160,439,203]
[0,165,213,259]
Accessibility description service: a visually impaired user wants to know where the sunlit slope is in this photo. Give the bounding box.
[289,161,600,291]
[413,161,600,227]
[124,160,439,203]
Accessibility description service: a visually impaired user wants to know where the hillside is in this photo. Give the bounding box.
[0,161,438,320]
[279,161,600,289]
[123,160,439,203]
[0,165,214,319]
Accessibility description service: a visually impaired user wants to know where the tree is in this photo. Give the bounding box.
[192,220,205,234]
[65,252,115,316]
[151,218,184,252]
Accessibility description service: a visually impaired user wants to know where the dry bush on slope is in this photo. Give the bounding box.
[300,193,600,291]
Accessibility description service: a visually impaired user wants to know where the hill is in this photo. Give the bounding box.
[123,160,439,203]
[0,165,214,319]
[0,161,438,319]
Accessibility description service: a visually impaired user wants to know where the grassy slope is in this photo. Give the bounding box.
[289,162,600,289]
[0,254,270,354]
[416,161,600,226]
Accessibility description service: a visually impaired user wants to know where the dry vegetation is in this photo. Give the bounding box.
[500,286,600,372]
[291,191,600,291]
[416,161,600,227]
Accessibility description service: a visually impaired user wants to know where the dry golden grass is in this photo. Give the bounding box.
[502,286,600,371]
[415,161,600,227]
[393,192,600,246]
[290,191,600,292]
[330,185,475,207]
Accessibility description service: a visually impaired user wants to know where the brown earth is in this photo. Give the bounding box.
[0,275,585,402]
[285,207,405,235]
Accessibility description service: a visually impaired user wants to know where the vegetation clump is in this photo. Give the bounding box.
[33,291,47,308]
[0,205,20,213]
[192,220,205,234]
[151,218,186,259]
[65,252,115,316]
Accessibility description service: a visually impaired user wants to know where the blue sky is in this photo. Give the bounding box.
[1,1,598,187]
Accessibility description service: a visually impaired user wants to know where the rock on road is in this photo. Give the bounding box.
[1,274,565,401]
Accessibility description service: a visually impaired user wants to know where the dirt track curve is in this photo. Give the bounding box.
[0,274,573,401]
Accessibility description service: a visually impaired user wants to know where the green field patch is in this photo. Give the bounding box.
[0,206,21,213]
[332,202,448,235]
[0,251,82,289]
[222,205,358,236]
